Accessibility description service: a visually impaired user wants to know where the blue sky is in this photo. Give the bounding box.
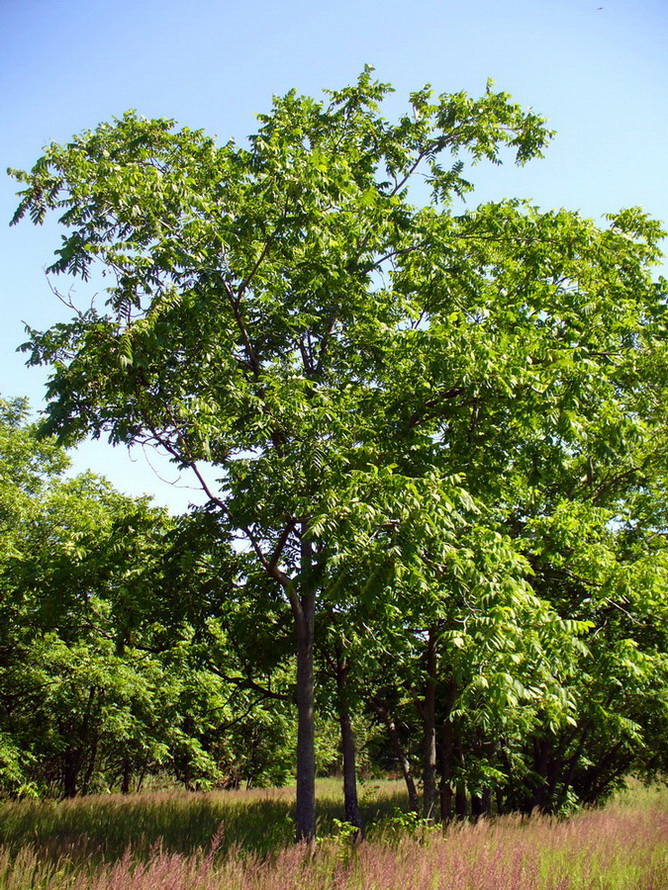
[1,0,667,511]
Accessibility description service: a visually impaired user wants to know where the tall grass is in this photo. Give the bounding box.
[0,779,405,861]
[1,781,667,889]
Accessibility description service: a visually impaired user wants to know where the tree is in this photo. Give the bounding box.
[0,399,223,798]
[0,397,67,795]
[10,69,666,836]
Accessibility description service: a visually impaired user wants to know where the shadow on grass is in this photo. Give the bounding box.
[0,783,409,865]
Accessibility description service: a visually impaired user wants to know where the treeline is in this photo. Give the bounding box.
[2,396,668,822]
[0,398,297,798]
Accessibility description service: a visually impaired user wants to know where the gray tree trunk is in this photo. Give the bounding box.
[438,721,454,822]
[437,679,458,822]
[294,536,316,842]
[335,645,362,835]
[422,625,438,819]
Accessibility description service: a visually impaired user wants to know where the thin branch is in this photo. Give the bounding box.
[405,387,469,429]
[363,244,424,273]
[268,519,297,574]
[237,201,289,298]
[315,315,337,376]
[219,275,261,373]
[206,663,291,704]
[389,147,432,198]
[137,402,286,585]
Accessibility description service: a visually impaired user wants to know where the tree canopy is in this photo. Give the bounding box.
[9,69,668,837]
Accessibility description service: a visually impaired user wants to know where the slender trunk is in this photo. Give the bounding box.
[136,759,147,793]
[471,792,483,820]
[121,757,131,794]
[62,685,97,798]
[455,783,468,820]
[179,714,196,790]
[422,625,438,819]
[481,788,493,816]
[454,739,467,819]
[438,721,454,822]
[496,745,514,814]
[294,536,316,842]
[62,748,80,798]
[438,779,453,823]
[530,736,550,812]
[295,602,315,841]
[557,722,591,812]
[80,730,98,796]
[335,645,362,835]
[370,699,419,812]
[437,679,458,823]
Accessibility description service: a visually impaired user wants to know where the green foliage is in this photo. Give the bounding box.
[8,70,668,822]
[0,400,298,798]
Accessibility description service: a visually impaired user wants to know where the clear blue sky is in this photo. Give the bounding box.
[1,0,666,511]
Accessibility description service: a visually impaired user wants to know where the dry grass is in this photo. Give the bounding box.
[1,781,667,888]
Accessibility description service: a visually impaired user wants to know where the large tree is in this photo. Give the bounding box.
[11,70,666,837]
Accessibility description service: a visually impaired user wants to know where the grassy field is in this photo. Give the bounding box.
[1,780,667,889]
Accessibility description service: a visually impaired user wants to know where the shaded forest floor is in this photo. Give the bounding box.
[1,780,667,888]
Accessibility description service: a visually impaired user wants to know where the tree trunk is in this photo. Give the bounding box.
[62,685,97,798]
[335,645,362,835]
[80,730,98,796]
[454,738,468,819]
[369,698,419,812]
[62,748,80,798]
[121,757,131,794]
[437,679,458,823]
[481,788,493,816]
[137,758,147,793]
[529,736,550,812]
[295,601,315,841]
[421,624,438,819]
[438,721,454,822]
[455,783,468,820]
[557,722,592,812]
[294,537,316,842]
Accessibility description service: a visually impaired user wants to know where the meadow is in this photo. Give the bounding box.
[1,780,667,889]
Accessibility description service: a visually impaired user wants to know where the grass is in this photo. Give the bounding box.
[0,779,406,860]
[0,780,667,888]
